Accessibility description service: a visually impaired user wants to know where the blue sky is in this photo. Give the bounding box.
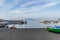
[0,0,60,19]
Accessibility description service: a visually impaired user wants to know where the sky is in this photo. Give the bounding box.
[0,0,60,19]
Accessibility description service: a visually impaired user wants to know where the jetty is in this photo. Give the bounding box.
[0,19,27,28]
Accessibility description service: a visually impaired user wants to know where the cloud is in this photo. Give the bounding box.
[0,0,21,11]
[0,0,59,19]
[0,0,5,6]
[20,1,42,7]
[42,1,59,8]
[7,0,60,18]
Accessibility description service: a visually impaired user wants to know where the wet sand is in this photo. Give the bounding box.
[0,28,60,40]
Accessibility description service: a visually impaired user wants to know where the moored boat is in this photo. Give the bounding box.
[47,25,60,32]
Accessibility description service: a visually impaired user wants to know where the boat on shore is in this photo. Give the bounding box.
[47,25,60,32]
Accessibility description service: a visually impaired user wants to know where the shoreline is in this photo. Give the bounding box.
[0,28,59,40]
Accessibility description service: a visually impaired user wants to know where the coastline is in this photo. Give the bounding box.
[0,28,59,40]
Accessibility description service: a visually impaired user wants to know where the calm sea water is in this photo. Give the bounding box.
[15,18,60,28]
[8,20,58,28]
[11,20,47,28]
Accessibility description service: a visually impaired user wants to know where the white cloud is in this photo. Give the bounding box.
[7,0,60,19]
[0,0,59,19]
[0,0,5,6]
[20,1,42,7]
[0,0,21,11]
[43,1,59,8]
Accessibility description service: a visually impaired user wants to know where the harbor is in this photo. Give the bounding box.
[0,19,27,28]
[0,0,59,40]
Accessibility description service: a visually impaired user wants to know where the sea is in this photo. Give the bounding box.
[8,20,47,28]
[7,18,60,28]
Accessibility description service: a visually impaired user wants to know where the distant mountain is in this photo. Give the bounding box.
[25,18,36,21]
[57,18,60,20]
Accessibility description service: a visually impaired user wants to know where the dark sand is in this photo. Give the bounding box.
[0,28,60,40]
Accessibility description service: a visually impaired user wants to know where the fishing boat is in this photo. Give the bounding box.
[47,25,60,32]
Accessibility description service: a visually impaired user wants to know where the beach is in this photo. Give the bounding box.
[0,28,60,40]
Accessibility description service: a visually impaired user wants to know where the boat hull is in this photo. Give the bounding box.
[47,28,60,32]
